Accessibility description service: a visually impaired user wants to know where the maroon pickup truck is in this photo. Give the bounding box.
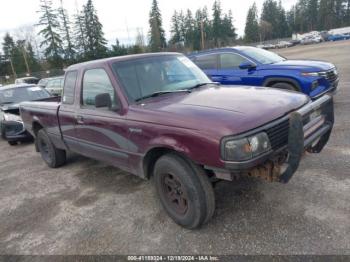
[20,53,334,229]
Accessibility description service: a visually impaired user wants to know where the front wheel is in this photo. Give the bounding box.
[154,153,215,229]
[37,129,66,168]
[271,82,298,91]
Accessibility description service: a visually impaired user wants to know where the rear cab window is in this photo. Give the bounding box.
[62,71,78,104]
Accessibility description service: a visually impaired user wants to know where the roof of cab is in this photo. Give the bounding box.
[67,52,182,71]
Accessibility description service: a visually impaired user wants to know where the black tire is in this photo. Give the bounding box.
[154,153,215,229]
[271,82,298,91]
[37,129,66,168]
[8,141,17,146]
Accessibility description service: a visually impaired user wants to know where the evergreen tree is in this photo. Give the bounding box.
[83,0,108,59]
[37,0,63,67]
[170,11,182,44]
[58,0,75,63]
[261,0,280,39]
[2,33,15,60]
[318,0,335,30]
[194,8,210,50]
[347,0,350,25]
[277,1,289,37]
[73,8,87,60]
[212,0,223,46]
[2,33,16,76]
[26,42,41,72]
[110,39,128,56]
[222,10,237,43]
[244,3,260,43]
[307,0,318,31]
[200,7,211,44]
[184,9,195,48]
[148,0,166,52]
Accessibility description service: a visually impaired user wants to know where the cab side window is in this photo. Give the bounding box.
[220,53,248,69]
[82,68,116,109]
[62,71,78,104]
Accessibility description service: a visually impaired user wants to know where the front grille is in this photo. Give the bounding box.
[265,119,289,150]
[5,122,24,135]
[325,69,338,83]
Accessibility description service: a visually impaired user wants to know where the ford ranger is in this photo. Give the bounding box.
[20,53,334,229]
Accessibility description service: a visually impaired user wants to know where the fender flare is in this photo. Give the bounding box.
[263,77,302,92]
[142,137,194,179]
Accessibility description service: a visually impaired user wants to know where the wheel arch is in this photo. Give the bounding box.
[143,146,197,179]
[32,121,44,137]
[263,77,302,92]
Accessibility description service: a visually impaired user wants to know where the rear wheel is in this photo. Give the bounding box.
[154,153,215,229]
[271,82,297,91]
[37,129,66,168]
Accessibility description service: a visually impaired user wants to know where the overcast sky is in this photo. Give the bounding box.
[0,0,297,47]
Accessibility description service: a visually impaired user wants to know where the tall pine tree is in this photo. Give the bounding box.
[73,7,87,60]
[148,0,166,52]
[37,0,63,67]
[170,11,182,44]
[83,0,107,59]
[58,0,75,63]
[212,0,223,46]
[2,33,16,77]
[244,3,260,43]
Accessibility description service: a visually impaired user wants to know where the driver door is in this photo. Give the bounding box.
[74,67,130,170]
[217,53,258,86]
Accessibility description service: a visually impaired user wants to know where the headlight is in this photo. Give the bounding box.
[301,72,321,77]
[223,132,271,161]
[3,113,22,122]
[302,71,329,77]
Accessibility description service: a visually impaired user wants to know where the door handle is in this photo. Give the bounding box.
[76,115,84,124]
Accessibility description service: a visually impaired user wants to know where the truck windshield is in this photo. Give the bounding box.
[238,47,286,64]
[0,86,50,105]
[112,55,211,102]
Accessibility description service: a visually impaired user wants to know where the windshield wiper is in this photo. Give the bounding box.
[135,90,190,102]
[187,82,219,91]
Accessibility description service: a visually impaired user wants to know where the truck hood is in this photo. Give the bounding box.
[129,85,309,136]
[266,59,335,71]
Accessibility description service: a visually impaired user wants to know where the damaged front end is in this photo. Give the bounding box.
[213,94,334,183]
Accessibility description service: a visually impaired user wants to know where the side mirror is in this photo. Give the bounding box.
[95,93,112,108]
[239,61,256,70]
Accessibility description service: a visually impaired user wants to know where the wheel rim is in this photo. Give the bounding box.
[160,173,189,215]
[39,137,51,163]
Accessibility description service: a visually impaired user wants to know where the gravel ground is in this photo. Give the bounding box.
[0,41,349,255]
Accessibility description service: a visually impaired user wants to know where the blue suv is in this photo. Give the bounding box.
[188,46,339,99]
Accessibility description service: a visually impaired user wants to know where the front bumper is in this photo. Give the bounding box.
[2,121,33,142]
[214,94,334,183]
[312,78,339,99]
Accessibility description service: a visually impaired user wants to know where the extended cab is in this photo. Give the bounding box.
[20,53,334,229]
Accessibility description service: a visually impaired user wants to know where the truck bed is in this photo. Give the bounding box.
[20,100,62,140]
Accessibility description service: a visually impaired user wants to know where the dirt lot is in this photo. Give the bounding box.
[0,41,349,255]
